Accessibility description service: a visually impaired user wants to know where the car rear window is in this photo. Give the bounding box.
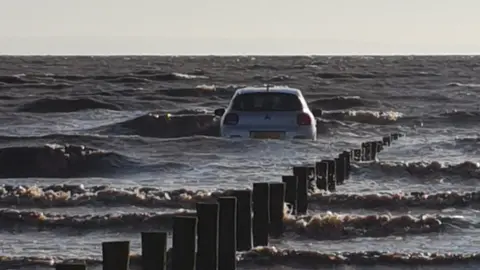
[231,92,303,112]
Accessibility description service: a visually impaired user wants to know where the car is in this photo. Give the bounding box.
[214,85,317,140]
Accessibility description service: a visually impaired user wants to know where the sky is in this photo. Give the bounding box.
[0,0,479,55]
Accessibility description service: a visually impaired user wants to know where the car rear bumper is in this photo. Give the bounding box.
[220,126,317,140]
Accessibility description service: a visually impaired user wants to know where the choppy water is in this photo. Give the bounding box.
[1,55,480,269]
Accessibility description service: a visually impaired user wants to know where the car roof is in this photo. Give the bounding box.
[234,86,302,96]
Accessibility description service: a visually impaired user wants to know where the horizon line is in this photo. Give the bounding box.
[1,53,480,57]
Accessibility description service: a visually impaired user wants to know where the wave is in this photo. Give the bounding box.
[17,97,122,113]
[159,86,234,98]
[413,110,480,126]
[355,160,480,179]
[321,110,402,125]
[447,82,480,88]
[0,133,146,145]
[316,72,378,80]
[0,144,136,178]
[0,71,210,93]
[97,112,219,138]
[314,71,441,80]
[317,108,480,128]
[283,211,452,240]
[0,71,207,85]
[0,185,237,209]
[5,106,391,138]
[0,208,464,241]
[455,136,480,145]
[438,110,480,123]
[308,96,375,110]
[93,108,349,138]
[1,185,479,211]
[0,74,32,84]
[309,191,480,210]
[0,209,196,231]
[240,247,480,267]
[373,109,480,127]
[252,74,296,82]
[0,82,73,90]
[4,248,480,269]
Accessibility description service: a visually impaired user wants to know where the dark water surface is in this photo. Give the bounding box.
[1,55,480,269]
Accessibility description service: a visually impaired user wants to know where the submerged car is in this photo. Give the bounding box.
[214,86,317,140]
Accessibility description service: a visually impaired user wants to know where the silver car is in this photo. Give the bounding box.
[214,86,317,140]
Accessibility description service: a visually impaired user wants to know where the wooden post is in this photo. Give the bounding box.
[325,160,336,192]
[368,141,375,159]
[376,140,384,152]
[269,182,285,237]
[231,190,252,251]
[281,175,297,213]
[196,202,219,270]
[292,166,309,214]
[172,216,197,270]
[362,142,372,161]
[383,135,391,146]
[371,141,378,160]
[353,149,361,161]
[315,161,328,190]
[361,143,366,161]
[334,157,345,185]
[342,150,351,179]
[102,241,130,270]
[218,197,237,270]
[141,232,167,270]
[252,182,269,247]
[55,263,86,270]
[307,166,316,192]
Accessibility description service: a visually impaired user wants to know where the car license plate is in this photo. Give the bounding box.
[251,131,284,139]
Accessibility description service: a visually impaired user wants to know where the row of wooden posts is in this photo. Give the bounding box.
[56,133,403,270]
[287,132,403,214]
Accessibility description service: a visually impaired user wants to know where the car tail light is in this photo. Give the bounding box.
[223,113,239,125]
[297,113,312,125]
